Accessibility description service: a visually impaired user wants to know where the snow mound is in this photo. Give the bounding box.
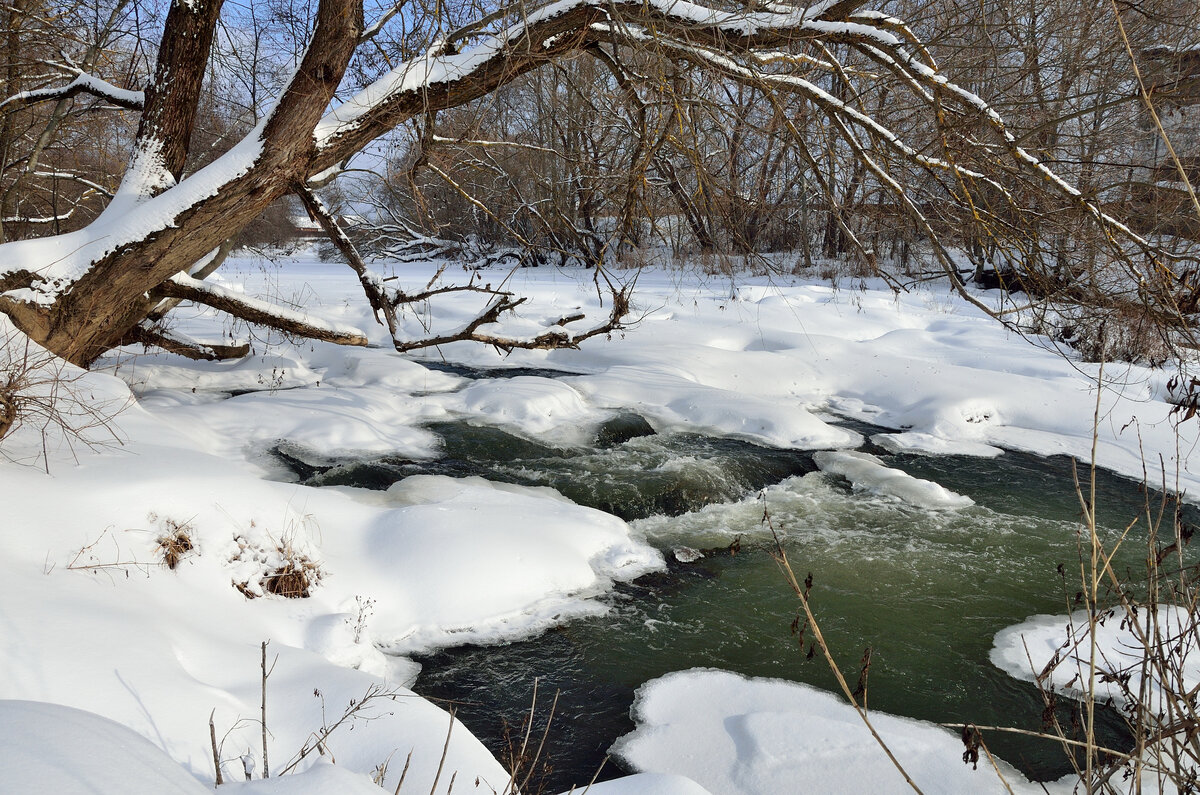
[611,668,1042,795]
[223,759,391,794]
[813,451,974,509]
[448,376,597,442]
[991,607,1200,705]
[370,475,665,652]
[0,700,211,794]
[574,367,859,450]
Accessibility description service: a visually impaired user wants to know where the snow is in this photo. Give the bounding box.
[0,256,1197,792]
[0,700,212,794]
[611,669,1053,795]
[450,376,595,442]
[555,774,715,795]
[0,71,143,113]
[813,450,975,509]
[871,431,1004,458]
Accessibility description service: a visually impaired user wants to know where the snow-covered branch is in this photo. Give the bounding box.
[391,281,631,353]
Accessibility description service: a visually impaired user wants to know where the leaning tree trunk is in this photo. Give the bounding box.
[0,0,364,366]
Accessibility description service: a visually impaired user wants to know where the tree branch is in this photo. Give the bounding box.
[154,275,369,347]
[0,71,144,113]
[392,281,631,353]
[123,324,251,361]
[294,183,398,338]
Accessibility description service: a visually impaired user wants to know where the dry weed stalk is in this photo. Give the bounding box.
[941,377,1200,793]
[501,678,561,795]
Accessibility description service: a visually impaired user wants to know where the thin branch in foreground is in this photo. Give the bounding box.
[761,496,924,794]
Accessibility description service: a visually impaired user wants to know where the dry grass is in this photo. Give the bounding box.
[0,325,126,468]
[154,518,195,570]
[260,545,321,598]
[231,536,323,599]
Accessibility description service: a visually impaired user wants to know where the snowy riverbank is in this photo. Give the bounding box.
[1,255,1195,792]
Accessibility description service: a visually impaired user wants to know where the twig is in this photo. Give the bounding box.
[763,497,923,793]
[519,688,560,793]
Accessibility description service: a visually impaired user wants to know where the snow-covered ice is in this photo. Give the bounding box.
[813,450,975,509]
[991,606,1200,705]
[611,668,1054,795]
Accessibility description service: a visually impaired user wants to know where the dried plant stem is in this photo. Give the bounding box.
[579,756,608,794]
[210,709,224,786]
[429,706,455,795]
[518,688,559,793]
[1081,362,1105,789]
[261,640,273,778]
[765,507,923,794]
[940,724,1133,763]
[393,749,413,794]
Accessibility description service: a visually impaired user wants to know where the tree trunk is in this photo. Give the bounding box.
[2,0,363,366]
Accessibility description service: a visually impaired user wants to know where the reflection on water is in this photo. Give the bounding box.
[276,415,1194,793]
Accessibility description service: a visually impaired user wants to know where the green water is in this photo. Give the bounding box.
[277,415,816,520]
[274,412,1193,792]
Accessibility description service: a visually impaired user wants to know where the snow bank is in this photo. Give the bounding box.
[813,450,974,509]
[991,607,1200,705]
[0,700,456,795]
[611,668,1045,795]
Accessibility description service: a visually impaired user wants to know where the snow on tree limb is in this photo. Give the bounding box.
[294,182,398,338]
[0,72,144,113]
[310,0,873,167]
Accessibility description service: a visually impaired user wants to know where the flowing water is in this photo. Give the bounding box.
[271,383,1196,792]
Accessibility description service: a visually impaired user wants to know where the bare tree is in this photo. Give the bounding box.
[0,0,1193,368]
